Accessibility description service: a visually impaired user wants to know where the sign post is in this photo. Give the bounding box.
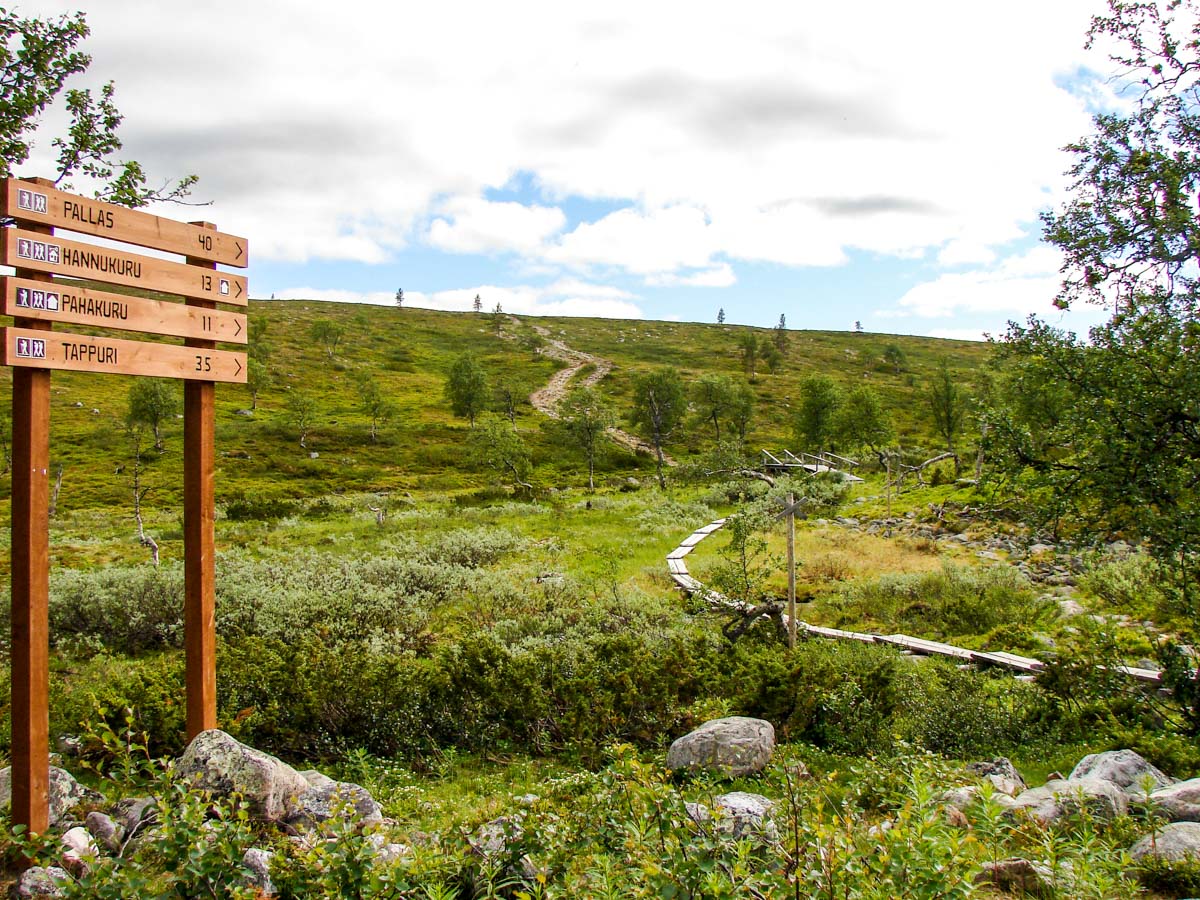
[2,177,248,833]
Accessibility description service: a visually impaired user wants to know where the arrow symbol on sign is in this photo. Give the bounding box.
[235,357,243,377]
[235,281,243,298]
[235,241,244,260]
[234,318,243,337]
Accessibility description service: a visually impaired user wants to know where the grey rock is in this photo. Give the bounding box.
[308,451,319,459]
[177,729,309,822]
[0,766,101,828]
[1057,598,1085,617]
[974,858,1055,898]
[285,781,382,829]
[242,848,276,897]
[966,758,1026,796]
[85,811,121,855]
[55,735,83,757]
[666,716,775,779]
[713,791,776,840]
[234,408,254,417]
[1029,543,1056,555]
[1151,778,1200,822]
[1130,821,1200,862]
[1011,777,1129,824]
[59,826,96,876]
[10,866,69,898]
[470,815,523,858]
[685,801,712,825]
[1069,749,1174,795]
[298,769,336,789]
[940,785,1017,812]
[114,796,158,834]
[366,834,412,865]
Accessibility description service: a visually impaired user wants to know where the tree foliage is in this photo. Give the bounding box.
[469,413,532,492]
[445,353,489,427]
[794,376,841,453]
[693,374,736,443]
[126,379,178,452]
[0,8,195,207]
[994,0,1200,617]
[629,368,686,489]
[833,385,893,459]
[354,371,394,442]
[928,359,967,466]
[309,319,344,359]
[560,386,613,490]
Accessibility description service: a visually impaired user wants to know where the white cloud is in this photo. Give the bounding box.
[887,247,1065,319]
[646,263,737,287]
[276,279,643,319]
[427,197,566,255]
[27,0,1100,281]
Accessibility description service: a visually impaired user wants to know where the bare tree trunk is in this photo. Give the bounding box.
[48,464,64,519]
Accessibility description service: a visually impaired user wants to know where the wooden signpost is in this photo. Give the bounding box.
[1,176,248,834]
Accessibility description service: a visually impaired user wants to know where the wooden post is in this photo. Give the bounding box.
[10,178,55,835]
[786,492,796,650]
[184,224,218,739]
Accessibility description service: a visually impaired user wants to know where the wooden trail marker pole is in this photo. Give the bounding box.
[184,226,218,739]
[9,179,55,835]
[3,177,248,832]
[786,492,796,650]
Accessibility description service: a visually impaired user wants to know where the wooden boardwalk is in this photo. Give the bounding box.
[666,517,1164,686]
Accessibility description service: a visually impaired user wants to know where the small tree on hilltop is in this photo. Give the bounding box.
[286,391,317,448]
[490,302,505,334]
[355,371,395,442]
[693,373,735,443]
[833,385,894,465]
[469,413,532,493]
[773,314,789,353]
[395,288,404,308]
[445,353,489,427]
[737,332,760,379]
[473,293,483,313]
[717,307,726,324]
[245,357,271,411]
[630,367,687,489]
[729,380,755,444]
[794,375,841,455]
[309,319,344,359]
[928,359,967,474]
[127,378,179,452]
[561,386,614,491]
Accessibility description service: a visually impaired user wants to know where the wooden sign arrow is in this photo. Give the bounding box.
[2,326,248,383]
[2,229,248,306]
[1,277,247,344]
[3,178,249,268]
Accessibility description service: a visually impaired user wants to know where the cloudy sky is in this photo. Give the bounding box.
[15,0,1123,339]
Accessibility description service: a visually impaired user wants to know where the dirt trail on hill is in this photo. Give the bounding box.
[524,323,667,461]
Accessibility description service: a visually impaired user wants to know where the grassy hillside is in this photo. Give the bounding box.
[0,295,991,502]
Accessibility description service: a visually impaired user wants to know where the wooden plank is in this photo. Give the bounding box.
[1,277,247,343]
[970,650,1043,674]
[4,179,248,267]
[679,533,710,548]
[801,624,882,643]
[2,229,247,306]
[2,326,247,383]
[666,547,692,560]
[184,235,218,740]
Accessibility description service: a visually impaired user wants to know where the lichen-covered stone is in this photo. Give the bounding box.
[1069,749,1173,795]
[666,717,774,778]
[285,781,382,829]
[177,729,309,822]
[0,766,100,828]
[713,791,776,840]
[1130,821,1200,863]
[1010,777,1128,824]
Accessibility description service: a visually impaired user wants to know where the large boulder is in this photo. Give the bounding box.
[284,781,383,830]
[666,717,775,779]
[176,729,309,822]
[1010,777,1128,824]
[0,766,101,828]
[1069,749,1173,796]
[1150,778,1200,822]
[1130,821,1200,862]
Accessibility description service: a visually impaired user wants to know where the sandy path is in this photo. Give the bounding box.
[525,324,666,459]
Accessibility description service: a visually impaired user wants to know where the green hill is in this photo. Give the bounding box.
[0,296,992,514]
